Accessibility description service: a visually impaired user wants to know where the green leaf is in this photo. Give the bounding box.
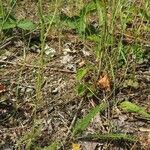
[120,101,150,120]
[73,102,107,135]
[78,16,86,34]
[59,13,80,29]
[86,34,101,42]
[41,142,59,150]
[0,18,16,30]
[17,19,36,30]
[78,1,96,35]
[76,83,86,96]
[76,68,88,81]
[58,1,97,35]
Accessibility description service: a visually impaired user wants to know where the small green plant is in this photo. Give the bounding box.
[75,65,97,97]
[41,142,59,150]
[73,102,107,136]
[0,1,36,31]
[120,101,150,120]
[46,1,97,36]
[0,17,36,30]
[76,67,89,96]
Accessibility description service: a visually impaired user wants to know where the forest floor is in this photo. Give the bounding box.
[0,1,150,150]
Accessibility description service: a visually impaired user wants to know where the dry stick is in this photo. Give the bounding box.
[0,40,12,49]
[0,36,20,50]
[0,60,76,74]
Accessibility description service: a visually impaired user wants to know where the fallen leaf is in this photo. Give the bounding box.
[72,143,81,150]
[97,74,110,91]
[0,83,6,93]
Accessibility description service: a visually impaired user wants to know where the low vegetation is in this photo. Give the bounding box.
[0,0,150,149]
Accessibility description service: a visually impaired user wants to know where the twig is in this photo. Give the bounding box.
[0,60,76,74]
[0,36,19,50]
[0,40,12,49]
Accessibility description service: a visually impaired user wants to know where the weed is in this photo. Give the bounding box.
[73,102,107,136]
[120,101,150,120]
[0,3,36,30]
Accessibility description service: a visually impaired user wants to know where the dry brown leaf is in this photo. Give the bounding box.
[97,74,111,91]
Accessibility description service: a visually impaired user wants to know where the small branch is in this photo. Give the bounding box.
[0,60,76,74]
[0,36,19,50]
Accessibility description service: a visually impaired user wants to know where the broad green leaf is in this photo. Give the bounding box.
[78,16,86,34]
[76,68,88,81]
[120,101,150,119]
[0,18,16,30]
[73,102,107,135]
[41,142,59,150]
[60,13,80,29]
[17,19,36,30]
[78,1,96,34]
[87,34,101,42]
[58,1,97,35]
[76,83,86,96]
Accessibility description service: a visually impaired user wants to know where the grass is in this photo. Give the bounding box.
[0,0,149,149]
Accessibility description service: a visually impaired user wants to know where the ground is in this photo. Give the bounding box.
[0,1,150,150]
